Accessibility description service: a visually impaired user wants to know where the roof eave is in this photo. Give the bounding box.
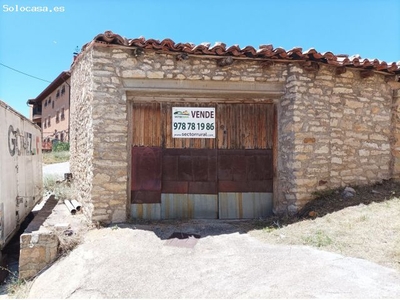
[30,71,71,105]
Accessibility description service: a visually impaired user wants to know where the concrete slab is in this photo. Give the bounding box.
[42,162,70,179]
[26,221,400,299]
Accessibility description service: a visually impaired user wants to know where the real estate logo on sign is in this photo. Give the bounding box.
[172,107,215,138]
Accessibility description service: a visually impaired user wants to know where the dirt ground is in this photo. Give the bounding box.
[249,179,400,272]
[4,177,400,298]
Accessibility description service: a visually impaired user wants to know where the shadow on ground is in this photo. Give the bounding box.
[117,219,255,241]
[296,179,400,219]
[116,179,400,241]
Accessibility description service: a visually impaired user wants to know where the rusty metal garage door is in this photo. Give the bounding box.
[130,102,273,219]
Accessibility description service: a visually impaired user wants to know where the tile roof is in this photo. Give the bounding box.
[88,31,400,75]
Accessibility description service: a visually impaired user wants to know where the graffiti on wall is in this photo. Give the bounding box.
[8,125,39,156]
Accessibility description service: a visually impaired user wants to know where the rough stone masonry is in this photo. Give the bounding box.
[70,35,400,224]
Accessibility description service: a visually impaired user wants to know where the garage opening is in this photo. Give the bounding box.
[129,100,274,219]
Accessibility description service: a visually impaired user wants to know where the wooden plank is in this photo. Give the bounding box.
[164,103,172,148]
[220,104,226,149]
[244,105,255,149]
[139,104,145,146]
[132,103,139,146]
[131,103,137,146]
[241,104,247,149]
[267,104,274,149]
[260,104,264,148]
[155,103,161,147]
[217,104,223,149]
[139,103,144,146]
[235,104,240,149]
[143,103,148,146]
[133,102,276,151]
[227,105,232,149]
[147,103,152,144]
[244,104,250,149]
[265,104,270,149]
[151,103,156,146]
[261,104,267,149]
[256,104,260,148]
[244,104,251,149]
[232,104,237,149]
[160,103,165,147]
[145,103,151,146]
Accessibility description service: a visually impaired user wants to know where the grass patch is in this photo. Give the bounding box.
[43,175,87,256]
[42,151,70,165]
[302,230,333,247]
[251,181,400,271]
[43,174,75,201]
[0,266,31,298]
[52,142,70,152]
[5,277,31,299]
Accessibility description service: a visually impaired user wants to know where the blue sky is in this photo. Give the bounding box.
[0,0,399,118]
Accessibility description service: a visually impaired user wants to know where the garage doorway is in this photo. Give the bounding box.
[130,100,274,219]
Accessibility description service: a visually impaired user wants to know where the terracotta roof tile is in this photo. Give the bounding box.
[273,47,288,59]
[226,45,242,56]
[89,31,400,75]
[210,42,227,55]
[286,47,303,58]
[337,56,351,64]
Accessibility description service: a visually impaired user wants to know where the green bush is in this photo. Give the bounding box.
[43,151,70,164]
[43,174,75,200]
[53,142,70,152]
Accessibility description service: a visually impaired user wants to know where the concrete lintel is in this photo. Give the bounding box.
[122,79,284,97]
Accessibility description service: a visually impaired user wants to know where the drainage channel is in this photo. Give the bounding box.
[0,212,35,285]
[0,194,59,287]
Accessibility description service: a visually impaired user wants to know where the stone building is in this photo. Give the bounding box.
[70,31,400,224]
[28,71,71,150]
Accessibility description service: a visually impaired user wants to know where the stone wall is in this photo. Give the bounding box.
[19,196,59,280]
[19,195,89,280]
[392,88,400,179]
[70,49,95,221]
[70,42,398,222]
[71,43,287,223]
[278,64,394,212]
[19,231,58,279]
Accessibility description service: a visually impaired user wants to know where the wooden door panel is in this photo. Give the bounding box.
[130,101,275,218]
[131,146,162,204]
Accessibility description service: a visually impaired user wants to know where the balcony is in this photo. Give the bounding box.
[32,105,42,115]
[32,105,42,124]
